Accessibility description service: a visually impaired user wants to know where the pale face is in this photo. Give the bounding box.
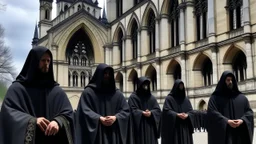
[39,52,51,73]
[225,76,233,89]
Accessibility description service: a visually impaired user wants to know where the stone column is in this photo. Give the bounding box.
[159,14,169,49]
[208,0,216,36]
[122,68,127,97]
[136,63,142,78]
[211,46,218,84]
[125,36,132,61]
[137,28,141,63]
[181,54,187,85]
[244,36,254,79]
[186,1,196,43]
[179,4,186,50]
[104,44,113,65]
[78,73,81,87]
[155,58,161,103]
[155,17,160,57]
[104,46,110,65]
[112,43,120,65]
[122,37,126,66]
[243,0,251,33]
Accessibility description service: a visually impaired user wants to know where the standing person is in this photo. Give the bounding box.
[75,63,130,144]
[128,77,161,144]
[207,71,254,144]
[161,79,194,144]
[0,46,74,144]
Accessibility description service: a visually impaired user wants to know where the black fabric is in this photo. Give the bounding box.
[128,77,161,144]
[15,46,58,87]
[0,46,74,144]
[193,110,207,132]
[75,63,130,144]
[207,71,254,144]
[161,79,194,144]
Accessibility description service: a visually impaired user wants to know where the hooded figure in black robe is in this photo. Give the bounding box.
[128,77,161,144]
[75,63,130,144]
[161,79,194,144]
[0,46,74,144]
[207,71,254,144]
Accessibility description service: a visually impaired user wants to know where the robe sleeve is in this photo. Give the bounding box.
[0,84,37,144]
[207,95,228,144]
[115,92,130,144]
[75,89,102,144]
[150,97,162,138]
[161,96,178,144]
[240,98,254,144]
[128,95,143,132]
[186,100,195,133]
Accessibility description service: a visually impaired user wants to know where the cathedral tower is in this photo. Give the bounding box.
[39,0,53,38]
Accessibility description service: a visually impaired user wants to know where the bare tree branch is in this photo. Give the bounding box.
[0,24,16,84]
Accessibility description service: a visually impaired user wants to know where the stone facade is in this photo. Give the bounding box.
[37,0,256,124]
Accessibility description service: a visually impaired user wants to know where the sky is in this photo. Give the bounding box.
[0,0,104,82]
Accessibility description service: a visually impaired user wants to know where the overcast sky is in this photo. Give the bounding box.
[0,0,104,80]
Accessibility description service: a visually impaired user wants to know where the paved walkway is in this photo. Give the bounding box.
[158,129,256,144]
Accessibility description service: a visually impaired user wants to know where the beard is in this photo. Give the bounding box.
[40,66,49,73]
[227,83,233,89]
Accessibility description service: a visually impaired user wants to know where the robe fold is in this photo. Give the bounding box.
[207,71,254,144]
[75,63,130,144]
[0,46,74,144]
[128,77,161,144]
[161,79,194,144]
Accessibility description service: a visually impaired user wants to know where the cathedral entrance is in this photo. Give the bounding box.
[66,28,94,88]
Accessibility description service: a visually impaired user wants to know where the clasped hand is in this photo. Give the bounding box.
[177,113,188,120]
[37,117,59,136]
[100,116,117,126]
[228,119,243,128]
[142,109,151,117]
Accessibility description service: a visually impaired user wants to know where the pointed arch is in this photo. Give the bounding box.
[166,59,181,74]
[160,0,183,15]
[193,53,213,87]
[127,13,140,35]
[68,95,80,109]
[113,22,126,42]
[223,44,246,64]
[116,72,124,92]
[141,2,158,26]
[223,44,247,81]
[57,20,106,63]
[128,69,138,91]
[145,65,157,91]
[166,59,182,89]
[193,52,212,70]
[198,99,207,110]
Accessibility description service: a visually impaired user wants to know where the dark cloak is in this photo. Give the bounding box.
[161,79,194,144]
[0,46,74,144]
[207,71,254,144]
[128,77,161,144]
[75,63,130,144]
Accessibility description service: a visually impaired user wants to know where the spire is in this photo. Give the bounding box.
[101,0,108,24]
[32,22,39,48]
[94,0,99,5]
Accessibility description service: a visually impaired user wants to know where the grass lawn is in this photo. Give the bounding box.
[0,83,7,100]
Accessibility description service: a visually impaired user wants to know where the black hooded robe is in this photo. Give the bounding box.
[75,63,130,144]
[128,77,161,144]
[0,46,74,144]
[161,79,194,144]
[207,71,254,144]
